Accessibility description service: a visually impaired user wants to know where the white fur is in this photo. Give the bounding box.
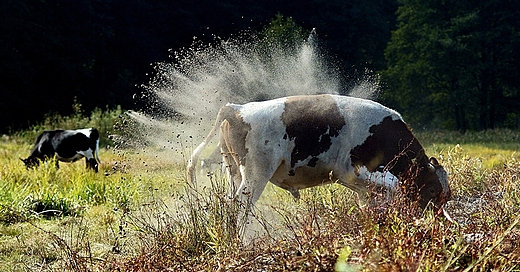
[357,166,398,191]
[76,128,92,137]
[58,128,100,162]
[77,148,95,160]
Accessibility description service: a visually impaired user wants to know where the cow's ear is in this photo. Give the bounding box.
[427,163,436,173]
[429,157,439,166]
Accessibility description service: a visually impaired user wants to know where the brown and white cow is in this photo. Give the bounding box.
[187,94,450,211]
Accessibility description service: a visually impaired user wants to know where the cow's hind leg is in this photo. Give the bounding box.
[220,143,242,199]
[219,134,254,239]
[220,120,279,239]
[234,167,271,209]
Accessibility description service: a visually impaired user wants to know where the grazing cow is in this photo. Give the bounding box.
[22,128,101,172]
[187,94,451,212]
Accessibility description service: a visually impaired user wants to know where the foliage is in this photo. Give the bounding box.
[2,0,520,133]
[16,100,123,148]
[382,0,520,131]
[108,142,520,271]
[260,13,310,52]
[0,151,130,225]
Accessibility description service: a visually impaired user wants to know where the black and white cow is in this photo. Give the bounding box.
[21,128,101,172]
[187,94,451,211]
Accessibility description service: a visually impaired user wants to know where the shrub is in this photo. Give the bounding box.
[15,99,124,148]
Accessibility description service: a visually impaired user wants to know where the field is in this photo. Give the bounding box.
[1,111,519,271]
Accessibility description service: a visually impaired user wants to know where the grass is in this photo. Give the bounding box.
[0,124,519,271]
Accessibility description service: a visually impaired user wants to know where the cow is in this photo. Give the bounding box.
[187,94,451,214]
[21,128,101,172]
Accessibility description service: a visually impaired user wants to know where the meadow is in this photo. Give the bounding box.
[0,108,519,271]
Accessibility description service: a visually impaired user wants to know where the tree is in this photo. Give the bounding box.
[382,0,520,131]
[0,0,399,133]
[260,13,309,51]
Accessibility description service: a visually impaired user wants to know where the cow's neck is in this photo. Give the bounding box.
[387,139,429,179]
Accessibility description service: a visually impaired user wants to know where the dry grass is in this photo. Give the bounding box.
[103,132,520,271]
[1,129,520,271]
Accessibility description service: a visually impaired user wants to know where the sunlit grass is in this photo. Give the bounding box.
[418,129,520,169]
[1,129,519,271]
[0,131,186,271]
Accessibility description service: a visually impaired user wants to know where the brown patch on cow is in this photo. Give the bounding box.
[350,116,424,176]
[270,159,337,192]
[281,95,346,170]
[350,116,447,208]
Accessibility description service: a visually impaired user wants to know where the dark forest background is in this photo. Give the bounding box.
[1,0,518,134]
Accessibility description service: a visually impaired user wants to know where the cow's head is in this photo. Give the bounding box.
[20,157,39,169]
[416,157,451,209]
[86,158,99,172]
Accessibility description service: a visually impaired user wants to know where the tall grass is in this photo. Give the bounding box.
[0,105,180,271]
[14,99,124,147]
[0,152,137,224]
[1,103,129,225]
[1,128,519,271]
[112,130,520,271]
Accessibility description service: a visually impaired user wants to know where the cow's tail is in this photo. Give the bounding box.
[95,139,101,164]
[187,109,226,186]
[91,128,101,163]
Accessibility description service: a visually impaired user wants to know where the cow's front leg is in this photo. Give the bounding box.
[233,162,277,240]
[85,158,99,172]
[54,157,60,169]
[337,168,396,208]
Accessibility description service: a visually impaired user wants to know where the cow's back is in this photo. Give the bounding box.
[31,130,63,156]
[226,94,404,167]
[230,94,402,138]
